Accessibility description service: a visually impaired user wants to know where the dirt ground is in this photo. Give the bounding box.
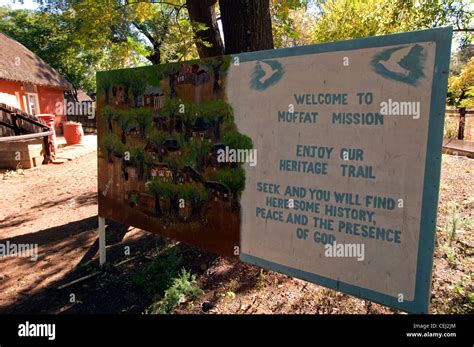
[0,152,472,314]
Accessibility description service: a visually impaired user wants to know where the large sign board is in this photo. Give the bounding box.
[97,27,452,313]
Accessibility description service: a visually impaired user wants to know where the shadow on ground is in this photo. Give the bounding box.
[0,215,241,314]
[0,217,144,314]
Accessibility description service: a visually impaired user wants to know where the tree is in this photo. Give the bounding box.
[128,144,154,180]
[222,131,253,168]
[185,0,224,57]
[129,73,148,107]
[134,108,154,139]
[163,154,186,215]
[179,101,199,138]
[448,57,474,107]
[187,183,209,216]
[26,0,276,66]
[115,110,136,143]
[17,0,471,80]
[199,55,232,99]
[222,131,253,160]
[161,98,181,133]
[163,154,186,184]
[97,74,113,105]
[270,0,313,48]
[148,128,169,161]
[65,0,275,60]
[176,183,204,216]
[186,137,212,172]
[147,178,167,217]
[450,45,474,76]
[117,72,134,105]
[309,0,473,45]
[218,0,274,55]
[102,133,125,162]
[37,0,199,65]
[130,144,145,179]
[0,7,105,91]
[217,167,246,209]
[101,105,117,131]
[129,4,175,64]
[198,100,233,140]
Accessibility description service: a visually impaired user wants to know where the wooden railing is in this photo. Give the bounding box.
[0,103,53,162]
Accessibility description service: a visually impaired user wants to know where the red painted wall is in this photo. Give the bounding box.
[37,85,65,131]
[0,79,65,132]
[0,80,25,110]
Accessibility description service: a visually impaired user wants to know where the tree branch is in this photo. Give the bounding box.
[132,21,156,45]
[116,0,186,11]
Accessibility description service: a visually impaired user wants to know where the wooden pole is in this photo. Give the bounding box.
[457,107,466,140]
[99,216,106,267]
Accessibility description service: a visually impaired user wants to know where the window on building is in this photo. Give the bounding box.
[26,93,40,115]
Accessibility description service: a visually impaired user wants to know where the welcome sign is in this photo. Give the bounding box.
[97,27,452,313]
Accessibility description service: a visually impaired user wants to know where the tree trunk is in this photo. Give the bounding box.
[168,74,177,99]
[215,118,221,140]
[122,160,129,181]
[458,107,466,140]
[132,21,163,65]
[170,194,179,215]
[231,192,239,211]
[107,116,113,131]
[191,197,198,216]
[155,193,162,217]
[105,88,110,104]
[186,0,224,58]
[138,163,144,180]
[124,86,129,104]
[148,42,161,65]
[121,129,126,144]
[219,0,274,54]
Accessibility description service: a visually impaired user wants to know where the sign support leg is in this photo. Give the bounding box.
[99,216,106,267]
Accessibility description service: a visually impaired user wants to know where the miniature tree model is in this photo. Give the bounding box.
[102,105,117,132]
[147,178,165,217]
[217,167,246,210]
[187,137,212,173]
[102,133,126,162]
[134,108,154,140]
[116,109,136,143]
[148,128,169,162]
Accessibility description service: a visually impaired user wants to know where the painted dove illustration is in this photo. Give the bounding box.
[259,61,277,83]
[378,46,412,76]
[250,59,284,91]
[371,44,425,86]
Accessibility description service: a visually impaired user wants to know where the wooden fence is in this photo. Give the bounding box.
[0,103,53,167]
[0,103,47,137]
[445,107,474,140]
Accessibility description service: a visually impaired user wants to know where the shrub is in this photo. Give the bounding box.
[148,269,201,314]
[131,247,182,294]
